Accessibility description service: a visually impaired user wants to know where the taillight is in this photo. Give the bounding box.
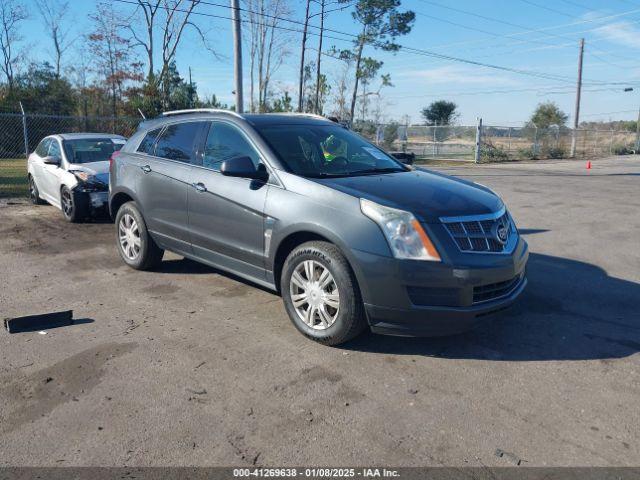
[110,150,121,169]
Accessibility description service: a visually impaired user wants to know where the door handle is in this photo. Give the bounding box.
[192,182,207,193]
[141,165,151,173]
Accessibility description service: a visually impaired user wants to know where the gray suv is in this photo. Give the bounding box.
[109,109,528,345]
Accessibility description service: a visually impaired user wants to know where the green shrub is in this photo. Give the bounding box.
[542,146,566,159]
[517,147,538,160]
[612,144,634,155]
[480,141,509,162]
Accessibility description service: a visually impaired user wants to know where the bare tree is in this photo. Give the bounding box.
[0,0,28,91]
[126,0,162,82]
[327,46,354,120]
[296,0,312,112]
[245,0,291,112]
[125,0,219,108]
[88,3,142,118]
[35,0,74,78]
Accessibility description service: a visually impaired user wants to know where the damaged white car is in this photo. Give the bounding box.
[27,133,126,222]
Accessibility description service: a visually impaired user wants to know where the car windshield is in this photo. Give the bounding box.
[63,138,124,164]
[255,124,407,177]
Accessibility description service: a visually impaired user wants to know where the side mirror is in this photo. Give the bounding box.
[42,155,61,166]
[220,156,268,182]
[390,152,415,165]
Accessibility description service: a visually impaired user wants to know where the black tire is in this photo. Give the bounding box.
[114,201,164,270]
[281,241,367,346]
[28,175,46,205]
[60,186,85,223]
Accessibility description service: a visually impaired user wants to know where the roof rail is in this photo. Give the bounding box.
[161,108,243,118]
[265,112,327,120]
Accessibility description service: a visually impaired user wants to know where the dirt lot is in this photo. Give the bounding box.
[0,156,638,467]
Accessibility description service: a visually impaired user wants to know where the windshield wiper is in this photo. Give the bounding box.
[305,172,351,178]
[348,167,406,176]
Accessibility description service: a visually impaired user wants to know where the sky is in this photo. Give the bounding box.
[17,0,640,125]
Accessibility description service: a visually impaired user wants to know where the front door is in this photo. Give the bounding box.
[135,121,207,255]
[42,138,64,206]
[188,121,270,282]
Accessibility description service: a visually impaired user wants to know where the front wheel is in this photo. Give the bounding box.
[281,241,367,346]
[60,186,85,222]
[115,201,164,270]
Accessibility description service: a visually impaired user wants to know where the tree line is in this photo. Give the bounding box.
[0,0,420,123]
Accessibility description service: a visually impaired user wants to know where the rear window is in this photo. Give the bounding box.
[137,128,162,155]
[154,122,205,163]
[62,138,123,164]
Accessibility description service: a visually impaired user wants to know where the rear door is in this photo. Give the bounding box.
[187,121,270,281]
[135,121,207,255]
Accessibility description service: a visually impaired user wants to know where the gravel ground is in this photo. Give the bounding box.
[0,156,638,467]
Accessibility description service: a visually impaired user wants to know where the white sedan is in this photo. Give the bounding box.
[27,133,126,222]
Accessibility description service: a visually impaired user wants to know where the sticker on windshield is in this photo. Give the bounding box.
[112,139,126,145]
[363,147,389,160]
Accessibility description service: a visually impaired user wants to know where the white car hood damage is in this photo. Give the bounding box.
[68,161,110,185]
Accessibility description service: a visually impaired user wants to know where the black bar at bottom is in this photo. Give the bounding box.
[4,310,73,333]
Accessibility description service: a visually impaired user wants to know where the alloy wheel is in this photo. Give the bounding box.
[118,213,141,261]
[289,260,340,330]
[29,178,37,201]
[61,189,73,217]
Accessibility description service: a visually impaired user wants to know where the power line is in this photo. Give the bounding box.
[384,84,640,100]
[112,0,636,88]
[517,0,576,18]
[580,109,639,117]
[416,0,640,59]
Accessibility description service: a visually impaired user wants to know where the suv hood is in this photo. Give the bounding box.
[68,161,110,185]
[313,169,502,222]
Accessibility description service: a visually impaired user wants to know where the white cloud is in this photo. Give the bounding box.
[594,21,640,49]
[396,65,520,87]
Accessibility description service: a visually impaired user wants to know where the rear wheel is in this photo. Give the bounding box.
[281,241,367,346]
[115,201,164,270]
[28,175,45,205]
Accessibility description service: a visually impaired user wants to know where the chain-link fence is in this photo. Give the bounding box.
[0,110,141,197]
[355,122,639,163]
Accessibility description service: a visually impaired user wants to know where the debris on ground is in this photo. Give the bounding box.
[4,310,73,333]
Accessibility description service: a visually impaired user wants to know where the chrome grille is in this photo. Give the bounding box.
[441,209,515,253]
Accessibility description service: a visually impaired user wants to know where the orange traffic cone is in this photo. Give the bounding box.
[586,161,591,169]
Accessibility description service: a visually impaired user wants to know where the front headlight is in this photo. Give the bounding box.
[360,198,441,262]
[71,171,94,183]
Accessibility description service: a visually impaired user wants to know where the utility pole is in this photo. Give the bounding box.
[314,0,326,115]
[297,0,311,112]
[231,0,244,113]
[636,106,640,152]
[570,38,584,158]
[188,66,194,108]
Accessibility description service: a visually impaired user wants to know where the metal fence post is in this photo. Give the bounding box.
[19,101,28,158]
[432,126,436,157]
[533,125,538,156]
[609,130,614,155]
[474,117,482,163]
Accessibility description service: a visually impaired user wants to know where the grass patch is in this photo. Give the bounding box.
[0,158,28,198]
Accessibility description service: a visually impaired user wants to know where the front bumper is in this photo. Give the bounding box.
[71,189,108,216]
[352,236,529,337]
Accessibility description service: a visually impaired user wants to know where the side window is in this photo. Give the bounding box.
[35,138,51,157]
[203,122,261,171]
[48,140,62,159]
[137,128,162,155]
[155,122,204,163]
